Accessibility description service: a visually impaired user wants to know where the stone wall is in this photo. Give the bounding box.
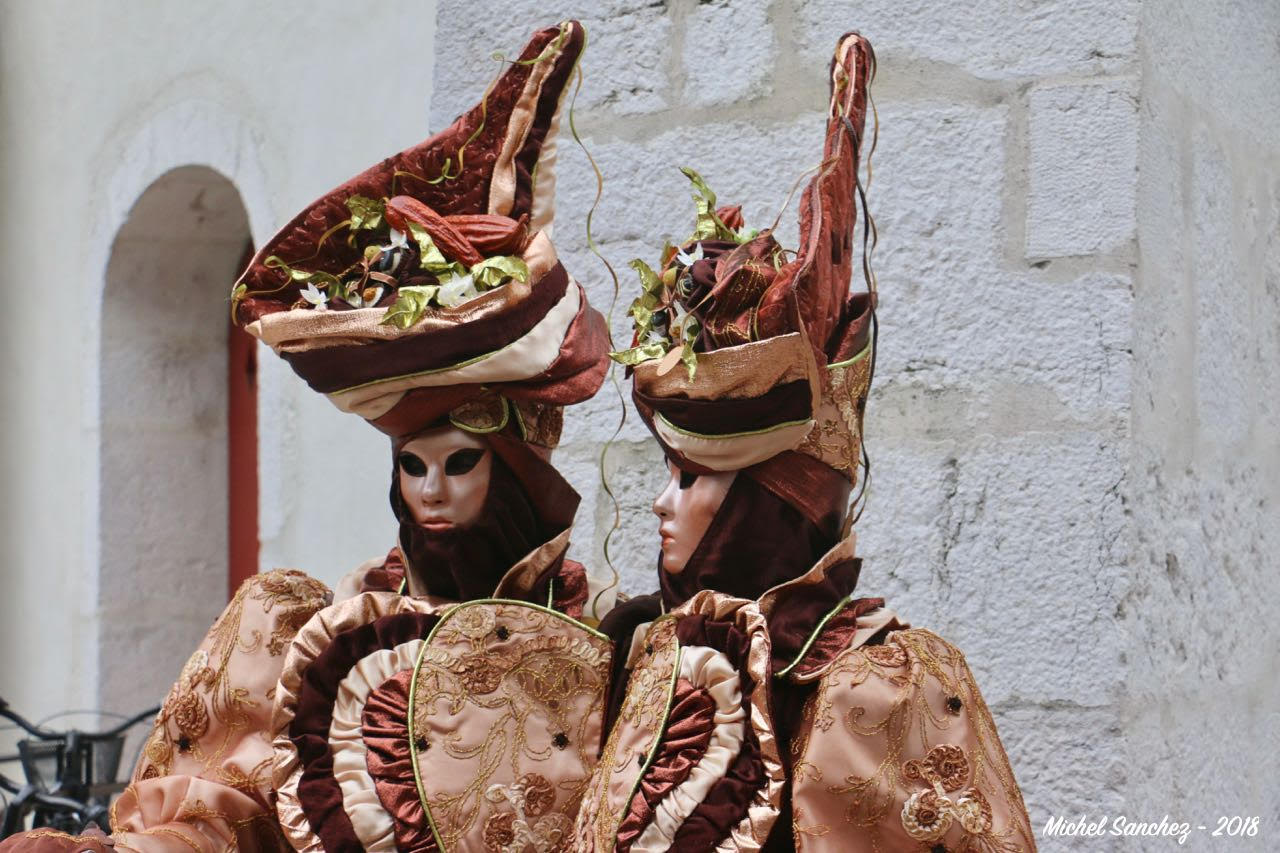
[1125,0,1280,842]
[430,1,1274,847]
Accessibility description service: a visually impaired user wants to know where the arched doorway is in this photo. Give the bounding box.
[99,165,255,713]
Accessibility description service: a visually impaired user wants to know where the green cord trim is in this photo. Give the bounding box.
[827,340,872,370]
[511,403,529,442]
[408,610,451,850]
[407,595,607,850]
[450,397,511,435]
[655,412,812,441]
[616,623,682,835]
[397,576,408,596]
[774,594,853,679]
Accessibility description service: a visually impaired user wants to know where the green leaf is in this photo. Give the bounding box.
[629,258,665,304]
[379,284,439,329]
[608,343,668,366]
[407,222,452,272]
[263,256,343,296]
[470,255,530,289]
[681,319,701,379]
[345,195,385,232]
[679,166,736,241]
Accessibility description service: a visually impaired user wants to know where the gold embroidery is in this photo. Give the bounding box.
[575,617,681,851]
[133,570,329,783]
[411,602,610,850]
[794,629,1034,852]
[797,347,872,479]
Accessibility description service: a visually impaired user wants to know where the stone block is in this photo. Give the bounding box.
[1027,80,1138,258]
[431,0,672,126]
[682,0,775,107]
[861,432,1129,707]
[796,0,1138,80]
[1191,125,1250,449]
[874,271,1133,430]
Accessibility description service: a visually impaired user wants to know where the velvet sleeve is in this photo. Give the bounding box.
[787,628,1036,851]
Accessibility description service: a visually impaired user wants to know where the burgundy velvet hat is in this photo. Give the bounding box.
[616,32,877,531]
[231,21,607,449]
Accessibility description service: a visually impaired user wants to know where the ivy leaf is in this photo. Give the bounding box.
[263,256,343,297]
[627,258,668,344]
[679,167,736,242]
[608,343,668,366]
[379,285,438,329]
[345,195,385,232]
[680,319,701,379]
[470,255,530,289]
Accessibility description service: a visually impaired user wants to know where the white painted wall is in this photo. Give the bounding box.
[0,1,433,740]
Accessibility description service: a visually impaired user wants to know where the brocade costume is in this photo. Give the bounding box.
[0,21,619,853]
[575,34,1036,852]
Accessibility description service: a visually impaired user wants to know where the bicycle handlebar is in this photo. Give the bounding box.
[0,701,158,742]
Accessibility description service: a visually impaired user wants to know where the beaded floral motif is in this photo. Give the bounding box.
[900,745,994,842]
[411,601,611,851]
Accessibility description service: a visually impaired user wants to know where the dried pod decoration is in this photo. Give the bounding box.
[249,193,531,331]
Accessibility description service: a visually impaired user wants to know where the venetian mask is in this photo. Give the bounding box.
[397,426,493,530]
[652,459,736,573]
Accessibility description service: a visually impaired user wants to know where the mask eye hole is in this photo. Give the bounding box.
[445,448,486,476]
[678,470,698,490]
[398,452,427,477]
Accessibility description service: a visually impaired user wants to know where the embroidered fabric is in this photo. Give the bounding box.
[789,629,1036,851]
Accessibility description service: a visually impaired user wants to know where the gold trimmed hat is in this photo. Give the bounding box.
[231,21,606,448]
[618,33,876,494]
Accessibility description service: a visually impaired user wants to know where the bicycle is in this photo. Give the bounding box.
[0,696,159,839]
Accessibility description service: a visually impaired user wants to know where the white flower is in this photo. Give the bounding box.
[436,272,478,308]
[300,282,329,310]
[675,242,704,266]
[669,301,694,341]
[388,227,409,250]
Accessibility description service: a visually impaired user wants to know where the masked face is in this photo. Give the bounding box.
[652,459,736,574]
[397,427,492,530]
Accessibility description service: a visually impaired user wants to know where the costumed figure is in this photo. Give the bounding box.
[1,21,616,853]
[575,33,1036,851]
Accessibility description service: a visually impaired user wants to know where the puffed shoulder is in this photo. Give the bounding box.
[332,548,407,603]
[270,591,444,852]
[788,628,1036,852]
[575,589,786,852]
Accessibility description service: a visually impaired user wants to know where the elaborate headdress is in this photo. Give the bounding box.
[232,21,606,452]
[617,32,876,540]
